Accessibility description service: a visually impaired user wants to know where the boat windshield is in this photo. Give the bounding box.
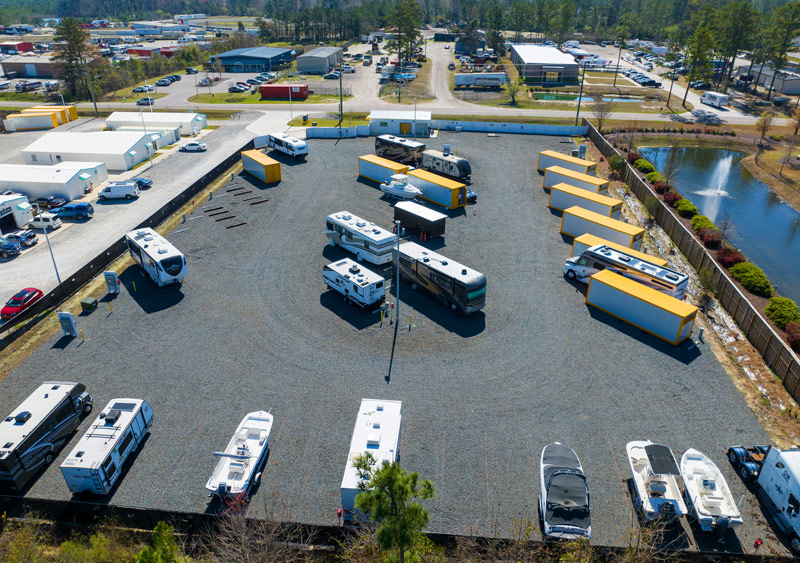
[159,256,184,276]
[546,472,590,529]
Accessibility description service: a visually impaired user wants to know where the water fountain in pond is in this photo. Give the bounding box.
[695,154,732,198]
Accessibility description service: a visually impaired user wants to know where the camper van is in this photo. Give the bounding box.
[323,258,386,308]
[421,149,471,180]
[125,228,187,286]
[265,133,308,159]
[98,182,139,201]
[700,91,729,108]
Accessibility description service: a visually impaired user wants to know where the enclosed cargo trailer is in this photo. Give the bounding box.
[242,150,281,183]
[259,83,309,100]
[537,150,596,175]
[3,112,58,131]
[543,166,609,194]
[31,105,78,121]
[549,183,622,218]
[407,169,466,209]
[570,233,668,267]
[21,107,68,125]
[358,154,409,184]
[393,200,446,238]
[560,206,644,250]
[586,269,697,345]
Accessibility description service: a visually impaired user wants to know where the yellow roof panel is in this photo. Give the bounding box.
[551,183,621,206]
[545,165,608,186]
[358,154,409,172]
[564,206,643,236]
[242,149,279,166]
[408,168,465,190]
[574,234,668,267]
[539,150,595,167]
[591,269,698,318]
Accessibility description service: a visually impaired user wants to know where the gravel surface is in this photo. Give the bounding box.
[0,132,779,553]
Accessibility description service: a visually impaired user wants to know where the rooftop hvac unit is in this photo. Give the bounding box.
[443,144,451,156]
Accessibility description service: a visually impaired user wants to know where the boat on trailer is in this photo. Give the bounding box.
[380,174,422,200]
[627,440,687,522]
[206,411,273,501]
[681,448,743,531]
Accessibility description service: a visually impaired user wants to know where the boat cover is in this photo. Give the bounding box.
[545,471,590,528]
[543,443,581,483]
[645,444,680,476]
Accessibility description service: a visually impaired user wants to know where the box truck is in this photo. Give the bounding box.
[543,166,609,194]
[393,200,447,238]
[242,150,281,183]
[549,183,621,218]
[358,154,409,184]
[570,233,668,267]
[586,269,697,345]
[421,149,471,180]
[537,150,596,175]
[407,169,467,209]
[560,206,644,250]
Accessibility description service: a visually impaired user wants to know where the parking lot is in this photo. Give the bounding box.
[0,132,780,552]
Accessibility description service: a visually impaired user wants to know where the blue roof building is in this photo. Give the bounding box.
[210,47,293,72]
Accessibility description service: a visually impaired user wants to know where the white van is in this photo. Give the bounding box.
[701,91,729,108]
[98,182,139,201]
[30,212,62,230]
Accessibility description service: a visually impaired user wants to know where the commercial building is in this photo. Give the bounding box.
[0,162,108,202]
[0,193,34,233]
[368,110,432,137]
[510,45,579,84]
[115,126,179,149]
[105,111,207,136]
[0,41,33,54]
[131,20,191,35]
[126,46,162,58]
[209,46,293,73]
[737,64,800,95]
[0,54,60,78]
[23,131,153,171]
[296,46,343,74]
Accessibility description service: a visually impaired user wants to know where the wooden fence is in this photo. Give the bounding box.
[583,119,800,401]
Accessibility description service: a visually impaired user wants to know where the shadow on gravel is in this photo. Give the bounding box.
[549,208,563,218]
[688,518,744,554]
[120,266,185,314]
[264,150,306,167]
[388,284,485,338]
[319,290,380,330]
[51,334,76,349]
[585,306,701,364]
[238,172,280,191]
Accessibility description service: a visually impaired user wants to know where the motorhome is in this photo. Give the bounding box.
[326,211,396,265]
[60,399,153,495]
[323,258,386,308]
[0,382,93,492]
[396,241,486,315]
[421,148,471,180]
[700,91,729,108]
[125,228,187,286]
[265,133,308,159]
[375,135,426,165]
[564,244,688,299]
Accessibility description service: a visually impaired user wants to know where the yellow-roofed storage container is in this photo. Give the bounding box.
[543,166,609,194]
[358,154,409,184]
[242,150,281,183]
[407,168,466,209]
[560,206,644,250]
[549,182,622,218]
[537,149,596,175]
[30,105,77,121]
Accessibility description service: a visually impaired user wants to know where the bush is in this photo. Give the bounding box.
[634,158,656,173]
[674,198,699,218]
[691,215,716,232]
[729,262,773,297]
[646,171,666,184]
[765,297,800,329]
[701,229,722,249]
[663,191,683,205]
[626,151,642,164]
[718,247,746,268]
[653,180,668,193]
[786,322,800,352]
[608,154,625,173]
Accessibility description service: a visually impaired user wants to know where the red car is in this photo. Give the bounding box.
[1,287,43,321]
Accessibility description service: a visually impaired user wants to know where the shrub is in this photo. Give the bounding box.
[718,247,746,268]
[729,262,773,297]
[626,151,642,164]
[765,297,800,329]
[663,191,683,205]
[702,230,722,249]
[608,154,625,173]
[653,180,668,193]
[674,198,699,218]
[786,322,800,352]
[646,171,666,184]
[634,158,656,173]
[691,215,716,232]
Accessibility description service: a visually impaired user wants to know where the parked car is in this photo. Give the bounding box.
[323,72,341,80]
[228,85,247,93]
[246,78,260,85]
[341,65,355,73]
[444,44,450,49]
[0,236,21,259]
[30,212,61,231]
[236,81,249,88]
[132,85,149,93]
[448,62,455,70]
[185,67,199,74]
[155,79,171,86]
[689,80,708,89]
[169,74,181,81]
[773,96,790,106]
[1,287,43,320]
[34,195,67,209]
[180,141,208,152]
[54,202,94,220]
[4,231,37,247]
[137,97,155,106]
[98,182,139,200]
[132,177,153,189]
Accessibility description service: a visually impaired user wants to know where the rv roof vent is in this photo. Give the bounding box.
[461,268,467,275]
[349,265,360,274]
[665,273,678,280]
[14,412,31,424]
[441,260,448,265]
[144,236,153,242]
[75,451,84,458]
[373,228,381,234]
[3,442,13,449]
[355,220,366,228]
[619,255,631,262]
[423,257,430,262]
[4,417,12,422]
[105,410,121,425]
[136,230,147,236]
[51,384,60,390]
[443,144,451,156]
[376,405,384,411]
[158,248,167,254]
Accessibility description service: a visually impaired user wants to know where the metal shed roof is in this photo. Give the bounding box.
[369,110,432,121]
[0,162,105,183]
[511,45,578,66]
[23,131,148,155]
[298,46,343,59]
[214,46,292,60]
[106,111,206,125]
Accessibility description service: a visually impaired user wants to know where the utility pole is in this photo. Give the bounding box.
[139,106,155,170]
[35,203,62,287]
[338,69,343,129]
[575,65,586,126]
[613,40,624,88]
[395,220,401,326]
[83,56,98,117]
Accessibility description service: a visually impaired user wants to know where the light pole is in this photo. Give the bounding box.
[145,78,153,112]
[395,220,401,326]
[413,97,416,139]
[575,64,586,126]
[193,72,199,97]
[83,56,99,117]
[289,83,293,124]
[57,92,69,121]
[35,203,62,287]
[139,106,155,169]
[613,40,624,88]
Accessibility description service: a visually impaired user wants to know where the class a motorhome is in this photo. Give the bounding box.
[125,228,187,286]
[326,211,396,265]
[421,147,471,180]
[265,133,308,159]
[324,258,386,309]
[60,398,153,495]
[375,135,426,165]
[0,382,93,492]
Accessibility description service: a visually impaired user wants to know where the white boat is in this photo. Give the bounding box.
[681,448,743,531]
[205,411,273,501]
[539,442,591,540]
[379,174,422,200]
[626,440,687,522]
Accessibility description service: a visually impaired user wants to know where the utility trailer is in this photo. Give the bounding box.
[323,259,386,309]
[393,200,446,238]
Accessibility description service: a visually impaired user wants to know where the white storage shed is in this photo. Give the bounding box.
[115,126,180,149]
[368,110,431,138]
[22,132,152,171]
[105,111,207,135]
[0,162,108,202]
[0,193,34,233]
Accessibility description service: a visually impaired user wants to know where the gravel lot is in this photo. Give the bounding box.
[0,132,779,553]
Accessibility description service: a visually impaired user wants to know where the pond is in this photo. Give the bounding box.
[639,147,800,304]
[532,93,643,102]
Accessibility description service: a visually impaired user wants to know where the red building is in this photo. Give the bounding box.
[259,83,309,100]
[126,46,162,58]
[0,41,34,54]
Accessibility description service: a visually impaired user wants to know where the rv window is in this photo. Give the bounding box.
[102,456,117,480]
[375,281,383,288]
[326,221,334,231]
[789,494,800,516]
[118,431,134,456]
[400,256,413,268]
[53,401,75,425]
[592,262,606,271]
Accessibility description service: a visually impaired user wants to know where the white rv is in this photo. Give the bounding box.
[324,258,386,308]
[125,228,187,286]
[421,149,471,180]
[265,133,308,159]
[325,211,396,265]
[60,398,153,495]
[700,92,729,108]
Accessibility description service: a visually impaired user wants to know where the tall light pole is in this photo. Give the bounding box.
[395,220,401,326]
[413,97,416,139]
[613,40,624,88]
[35,203,62,287]
[83,56,98,117]
[289,83,293,124]
[139,106,155,169]
[57,92,69,121]
[575,63,586,126]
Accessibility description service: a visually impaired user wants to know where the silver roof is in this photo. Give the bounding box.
[398,241,484,282]
[327,212,395,245]
[326,258,385,286]
[394,200,447,222]
[126,227,184,263]
[585,244,687,286]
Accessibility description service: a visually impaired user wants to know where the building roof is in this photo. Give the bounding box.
[1,54,57,64]
[23,131,147,155]
[369,110,432,121]
[106,111,206,125]
[341,399,402,491]
[394,200,447,222]
[298,46,343,59]
[0,162,105,184]
[512,45,578,66]
[214,46,292,60]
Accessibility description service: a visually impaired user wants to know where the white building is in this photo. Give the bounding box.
[368,110,432,138]
[115,126,180,149]
[737,64,800,95]
[0,162,108,202]
[0,193,34,232]
[105,111,207,136]
[509,45,579,84]
[22,131,152,171]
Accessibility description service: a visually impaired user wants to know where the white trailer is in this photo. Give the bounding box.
[454,72,507,88]
[326,211,396,265]
[549,183,621,219]
[125,228,187,286]
[560,206,644,250]
[537,150,596,176]
[570,234,668,268]
[358,154,409,184]
[543,166,609,194]
[324,258,386,308]
[421,149,471,180]
[60,398,154,495]
[700,92,729,108]
[263,132,308,159]
[341,399,402,522]
[586,269,697,345]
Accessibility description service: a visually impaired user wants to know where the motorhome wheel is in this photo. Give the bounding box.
[728,450,737,464]
[84,403,93,414]
[566,270,576,280]
[739,465,750,481]
[791,536,800,552]
[45,452,53,464]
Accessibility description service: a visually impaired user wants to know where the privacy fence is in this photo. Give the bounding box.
[432,120,588,136]
[583,119,800,401]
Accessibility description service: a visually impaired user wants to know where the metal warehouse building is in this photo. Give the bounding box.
[368,110,432,137]
[510,45,579,85]
[0,193,34,233]
[0,162,108,202]
[210,46,293,73]
[296,46,343,74]
[22,131,153,171]
[737,64,800,95]
[105,111,207,136]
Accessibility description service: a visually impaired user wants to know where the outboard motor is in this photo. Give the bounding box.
[217,482,228,497]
